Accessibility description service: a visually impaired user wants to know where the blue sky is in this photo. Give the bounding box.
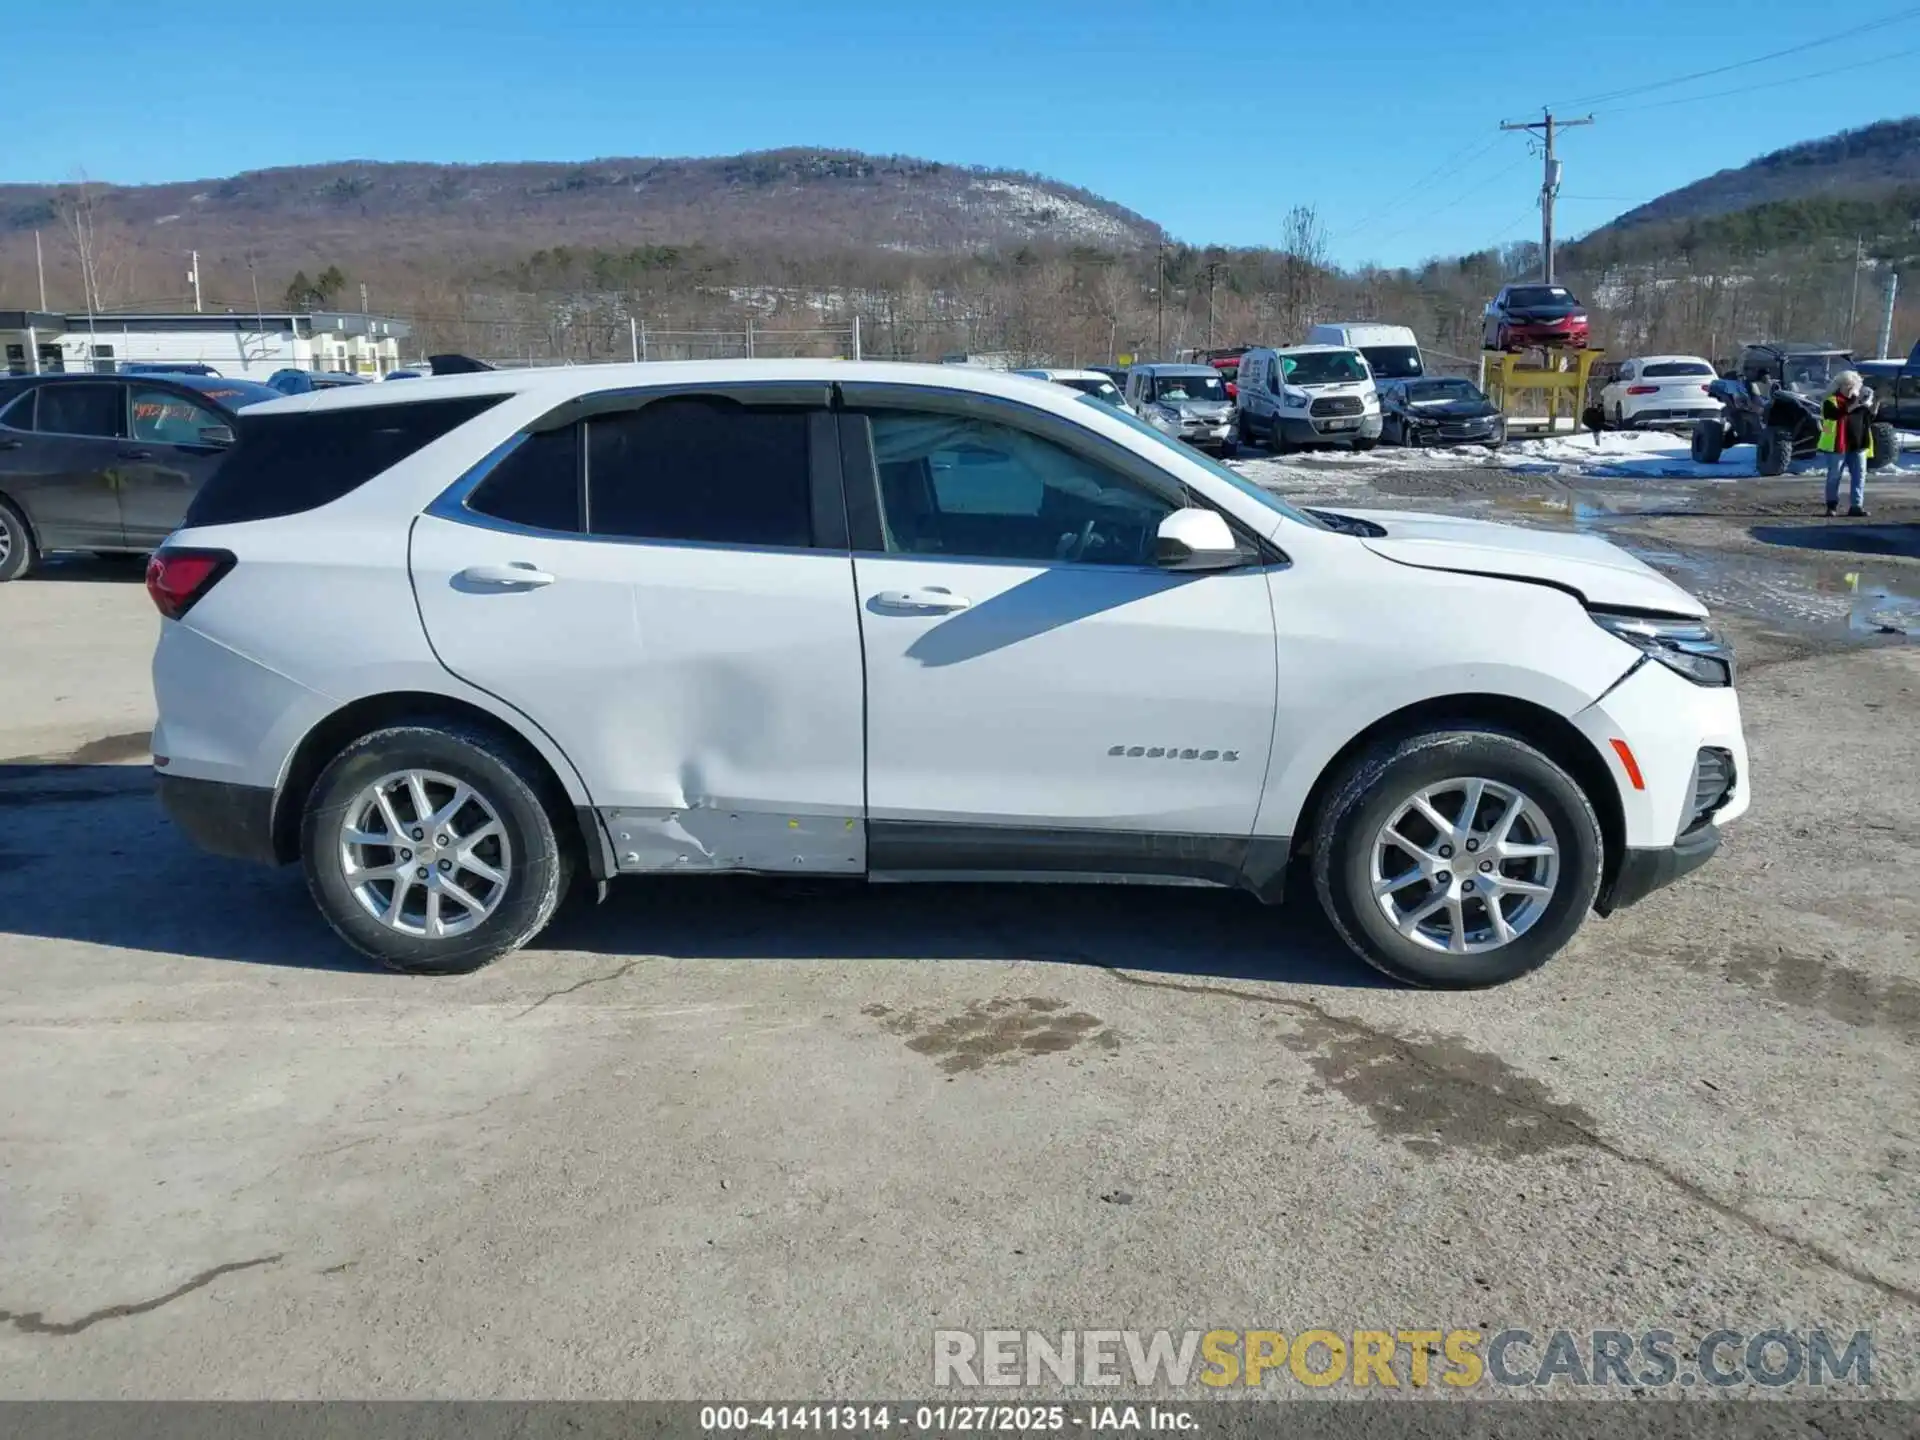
[11,0,1917,268]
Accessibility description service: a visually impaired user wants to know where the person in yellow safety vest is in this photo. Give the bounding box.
[1819,370,1873,518]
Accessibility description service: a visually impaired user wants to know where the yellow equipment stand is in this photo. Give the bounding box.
[1480,347,1606,434]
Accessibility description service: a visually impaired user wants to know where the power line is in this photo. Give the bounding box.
[1598,43,1920,115]
[1362,155,1535,254]
[1555,2,1920,107]
[1338,134,1505,238]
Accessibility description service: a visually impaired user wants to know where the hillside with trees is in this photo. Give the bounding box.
[3,128,1914,373]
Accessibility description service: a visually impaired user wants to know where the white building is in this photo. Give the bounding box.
[0,308,412,379]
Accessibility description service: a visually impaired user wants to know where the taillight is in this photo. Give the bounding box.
[146,548,235,619]
[1626,385,1659,395]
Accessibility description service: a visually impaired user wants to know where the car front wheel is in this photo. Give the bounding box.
[1311,728,1603,988]
[301,721,572,974]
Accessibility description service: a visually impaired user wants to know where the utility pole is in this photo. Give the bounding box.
[1155,242,1169,359]
[1879,271,1900,360]
[188,251,203,312]
[1204,261,1225,350]
[35,231,46,311]
[1501,109,1593,284]
[1846,235,1865,347]
[359,281,369,315]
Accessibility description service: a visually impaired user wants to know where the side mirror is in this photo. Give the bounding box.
[1155,508,1241,571]
[198,424,235,447]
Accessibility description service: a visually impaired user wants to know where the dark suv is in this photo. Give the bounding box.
[1691,342,1898,475]
[0,373,280,580]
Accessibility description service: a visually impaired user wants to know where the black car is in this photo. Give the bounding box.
[1380,377,1507,448]
[0,373,281,581]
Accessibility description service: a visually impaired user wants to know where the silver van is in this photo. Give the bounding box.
[1124,363,1238,456]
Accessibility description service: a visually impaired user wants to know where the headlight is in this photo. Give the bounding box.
[1283,388,1312,408]
[1148,406,1180,430]
[1591,611,1734,687]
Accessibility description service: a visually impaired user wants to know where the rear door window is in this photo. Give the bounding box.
[465,426,583,533]
[185,394,507,527]
[584,397,814,547]
[0,389,32,430]
[36,383,125,438]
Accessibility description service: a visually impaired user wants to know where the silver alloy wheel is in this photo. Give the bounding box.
[0,516,12,566]
[339,769,512,939]
[1368,776,1559,955]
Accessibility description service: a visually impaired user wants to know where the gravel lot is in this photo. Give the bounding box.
[2,457,1916,1402]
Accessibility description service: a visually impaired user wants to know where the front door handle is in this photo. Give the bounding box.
[118,448,153,460]
[0,438,20,451]
[872,586,970,613]
[457,562,555,589]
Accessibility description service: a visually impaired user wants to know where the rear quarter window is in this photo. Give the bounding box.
[184,395,507,528]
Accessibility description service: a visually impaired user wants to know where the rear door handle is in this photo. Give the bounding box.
[457,562,555,588]
[873,586,970,613]
[0,438,20,451]
[118,448,153,460]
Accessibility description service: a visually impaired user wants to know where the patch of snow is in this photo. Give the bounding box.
[964,178,1140,246]
[153,214,180,226]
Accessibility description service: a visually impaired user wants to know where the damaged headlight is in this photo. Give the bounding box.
[1591,611,1734,687]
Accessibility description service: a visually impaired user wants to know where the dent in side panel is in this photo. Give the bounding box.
[603,806,864,874]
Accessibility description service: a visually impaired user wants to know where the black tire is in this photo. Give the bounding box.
[1868,421,1898,472]
[1240,409,1265,449]
[301,721,572,974]
[1352,437,1377,453]
[1690,419,1725,465]
[1756,426,1791,476]
[0,497,36,583]
[1311,727,1603,989]
[1216,439,1239,460]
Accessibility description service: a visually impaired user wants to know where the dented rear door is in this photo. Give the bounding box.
[410,395,867,875]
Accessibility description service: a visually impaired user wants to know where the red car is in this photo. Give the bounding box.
[1192,346,1249,400]
[1482,284,1590,351]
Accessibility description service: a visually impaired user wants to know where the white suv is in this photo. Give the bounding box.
[148,360,1748,987]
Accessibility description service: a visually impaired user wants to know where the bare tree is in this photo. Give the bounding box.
[1279,205,1329,342]
[51,174,122,315]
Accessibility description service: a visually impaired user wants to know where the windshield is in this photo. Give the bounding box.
[1403,378,1483,404]
[1214,363,1240,383]
[1152,374,1227,404]
[1057,376,1126,406]
[1078,395,1323,532]
[1279,351,1369,386]
[182,378,282,409]
[1643,361,1713,379]
[1507,286,1576,308]
[1359,345,1422,380]
[1782,354,1847,390]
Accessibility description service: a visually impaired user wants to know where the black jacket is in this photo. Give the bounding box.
[1822,394,1872,453]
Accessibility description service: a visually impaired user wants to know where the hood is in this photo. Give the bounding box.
[1403,398,1499,419]
[1509,302,1581,321]
[1336,508,1708,617]
[1162,398,1233,418]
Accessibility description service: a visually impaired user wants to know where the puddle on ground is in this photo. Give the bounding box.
[1481,490,1920,639]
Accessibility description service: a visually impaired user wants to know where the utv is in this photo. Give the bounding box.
[1691,342,1897,475]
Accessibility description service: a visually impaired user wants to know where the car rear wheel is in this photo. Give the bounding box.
[1690,419,1725,465]
[1868,421,1898,472]
[1756,427,1792,476]
[301,722,572,974]
[0,498,36,583]
[1311,728,1603,988]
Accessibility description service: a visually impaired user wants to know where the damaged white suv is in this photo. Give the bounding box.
[149,361,1748,986]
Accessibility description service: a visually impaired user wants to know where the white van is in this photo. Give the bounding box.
[1236,345,1381,452]
[1307,323,1425,385]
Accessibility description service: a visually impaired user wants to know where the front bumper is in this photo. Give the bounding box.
[1405,419,1506,446]
[1278,414,1383,445]
[1572,652,1748,870]
[1503,323,1589,347]
[1597,823,1722,914]
[157,771,281,866]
